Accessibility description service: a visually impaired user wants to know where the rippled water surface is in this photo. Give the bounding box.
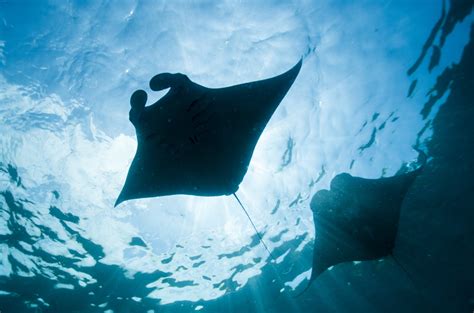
[0,1,473,312]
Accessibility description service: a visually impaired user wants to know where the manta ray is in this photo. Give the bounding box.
[116,60,301,206]
[298,160,424,295]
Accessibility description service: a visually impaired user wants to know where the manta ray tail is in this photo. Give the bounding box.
[233,193,275,261]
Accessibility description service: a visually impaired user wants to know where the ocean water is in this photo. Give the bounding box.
[0,1,473,312]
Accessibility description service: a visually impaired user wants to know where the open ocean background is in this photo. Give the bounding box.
[0,0,473,312]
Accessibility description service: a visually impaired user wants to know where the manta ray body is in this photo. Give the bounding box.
[298,162,424,295]
[116,60,302,206]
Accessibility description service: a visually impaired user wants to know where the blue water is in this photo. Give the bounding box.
[0,1,473,312]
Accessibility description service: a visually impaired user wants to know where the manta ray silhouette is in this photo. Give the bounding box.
[298,160,424,295]
[116,60,301,207]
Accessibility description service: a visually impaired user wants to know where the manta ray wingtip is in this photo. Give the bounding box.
[290,58,303,77]
[114,193,127,207]
[278,58,302,88]
[296,57,303,68]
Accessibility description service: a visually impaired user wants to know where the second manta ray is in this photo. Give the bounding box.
[116,60,301,206]
[297,157,425,296]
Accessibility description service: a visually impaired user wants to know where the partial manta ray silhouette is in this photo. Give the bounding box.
[116,59,302,256]
[298,157,425,296]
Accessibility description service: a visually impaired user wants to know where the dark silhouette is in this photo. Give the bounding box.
[299,164,423,294]
[116,60,302,206]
